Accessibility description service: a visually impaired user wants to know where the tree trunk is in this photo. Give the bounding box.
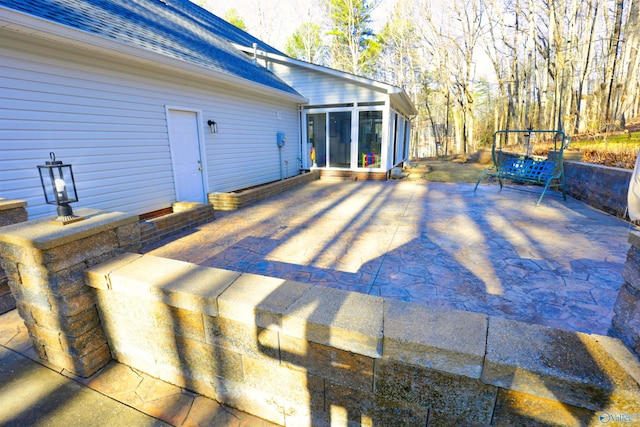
[575,0,599,134]
[620,0,640,121]
[424,97,441,151]
[604,0,625,125]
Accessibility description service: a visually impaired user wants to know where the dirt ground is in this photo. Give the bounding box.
[402,152,493,183]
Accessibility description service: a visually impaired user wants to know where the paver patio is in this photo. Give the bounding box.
[145,180,631,335]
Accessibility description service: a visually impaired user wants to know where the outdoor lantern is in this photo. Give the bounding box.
[37,152,83,225]
[207,119,218,133]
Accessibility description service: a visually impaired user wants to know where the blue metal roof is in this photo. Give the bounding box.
[0,0,301,96]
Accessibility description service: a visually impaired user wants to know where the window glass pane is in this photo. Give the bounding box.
[358,111,383,168]
[307,113,326,167]
[403,120,411,160]
[396,118,405,165]
[329,112,351,168]
[392,113,398,164]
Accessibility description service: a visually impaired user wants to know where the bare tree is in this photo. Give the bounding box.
[285,22,329,65]
[619,0,640,121]
[425,0,485,154]
[602,0,625,126]
[574,0,600,133]
[378,0,421,88]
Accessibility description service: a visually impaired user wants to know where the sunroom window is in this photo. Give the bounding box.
[358,111,382,168]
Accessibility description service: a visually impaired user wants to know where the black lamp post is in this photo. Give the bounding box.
[37,152,83,225]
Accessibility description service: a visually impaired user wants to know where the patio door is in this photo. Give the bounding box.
[307,113,326,167]
[306,111,352,168]
[329,112,351,168]
[167,108,206,203]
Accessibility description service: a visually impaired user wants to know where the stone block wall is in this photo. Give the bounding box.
[563,161,632,218]
[209,171,320,211]
[0,199,28,314]
[610,230,640,358]
[85,253,640,426]
[0,199,28,227]
[0,209,141,377]
[139,202,215,247]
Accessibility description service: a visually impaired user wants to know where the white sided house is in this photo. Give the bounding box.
[0,0,415,220]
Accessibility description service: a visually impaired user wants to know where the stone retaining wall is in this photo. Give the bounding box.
[85,253,640,427]
[209,171,320,211]
[563,161,632,218]
[139,202,215,247]
[0,199,28,314]
[610,230,640,359]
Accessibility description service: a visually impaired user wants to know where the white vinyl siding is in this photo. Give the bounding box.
[0,29,300,218]
[268,63,386,106]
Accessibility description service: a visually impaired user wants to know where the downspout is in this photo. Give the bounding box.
[298,105,304,173]
[279,145,283,180]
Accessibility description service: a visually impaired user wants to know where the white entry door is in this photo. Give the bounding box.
[167,109,206,202]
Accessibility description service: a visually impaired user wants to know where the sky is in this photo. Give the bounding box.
[195,0,394,51]
[193,0,495,81]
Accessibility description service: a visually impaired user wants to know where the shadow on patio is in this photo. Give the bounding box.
[145,179,629,335]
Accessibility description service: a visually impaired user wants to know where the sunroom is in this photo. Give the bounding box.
[304,101,412,176]
[239,46,417,179]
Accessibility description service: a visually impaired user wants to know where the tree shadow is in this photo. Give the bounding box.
[157,182,626,335]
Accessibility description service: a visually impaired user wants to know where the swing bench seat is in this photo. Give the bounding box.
[474,130,567,205]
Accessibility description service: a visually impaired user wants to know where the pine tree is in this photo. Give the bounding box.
[325,0,380,77]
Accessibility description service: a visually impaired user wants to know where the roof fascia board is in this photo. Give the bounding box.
[0,7,308,104]
[390,93,418,117]
[235,44,417,115]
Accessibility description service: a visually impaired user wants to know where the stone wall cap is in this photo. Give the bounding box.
[482,317,640,412]
[84,252,145,290]
[218,273,314,330]
[0,208,138,249]
[594,335,640,386]
[0,198,28,211]
[383,299,488,379]
[171,201,211,213]
[568,161,632,172]
[282,286,383,358]
[106,254,240,316]
[172,201,205,208]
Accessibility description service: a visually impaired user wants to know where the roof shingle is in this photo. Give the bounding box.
[0,0,300,96]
